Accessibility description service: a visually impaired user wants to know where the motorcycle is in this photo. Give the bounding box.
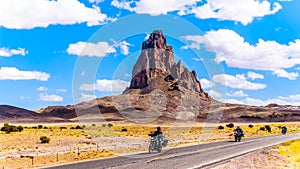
[148,134,168,153]
[282,126,287,134]
[234,131,244,142]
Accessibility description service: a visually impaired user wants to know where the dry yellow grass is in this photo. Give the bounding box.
[277,140,300,168]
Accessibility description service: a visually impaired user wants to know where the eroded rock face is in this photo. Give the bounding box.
[127,30,208,98]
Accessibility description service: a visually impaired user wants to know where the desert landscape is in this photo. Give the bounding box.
[0,30,300,169]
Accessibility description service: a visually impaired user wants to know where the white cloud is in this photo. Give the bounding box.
[213,73,266,90]
[37,86,48,91]
[200,78,214,89]
[225,93,300,106]
[0,67,50,81]
[184,0,282,25]
[67,40,132,57]
[114,41,132,55]
[272,69,299,80]
[192,57,204,62]
[0,47,28,57]
[247,71,264,80]
[80,79,130,92]
[88,0,104,4]
[182,29,300,79]
[39,93,63,102]
[111,0,199,15]
[78,93,97,102]
[227,90,248,97]
[111,0,281,25]
[0,0,111,29]
[208,90,222,99]
[67,41,116,57]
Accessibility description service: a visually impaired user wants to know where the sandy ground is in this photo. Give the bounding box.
[210,147,295,169]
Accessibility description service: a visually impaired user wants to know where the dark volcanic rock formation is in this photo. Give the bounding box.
[126,30,208,98]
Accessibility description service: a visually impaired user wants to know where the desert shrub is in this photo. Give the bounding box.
[108,123,113,128]
[102,124,107,127]
[17,126,23,132]
[248,124,254,128]
[218,125,224,130]
[43,126,48,129]
[259,127,265,131]
[70,127,75,129]
[40,136,50,143]
[121,128,128,132]
[92,124,96,127]
[82,125,86,128]
[75,125,83,129]
[226,123,234,128]
[265,125,271,132]
[38,125,43,129]
[60,126,67,130]
[31,126,38,129]
[1,124,20,133]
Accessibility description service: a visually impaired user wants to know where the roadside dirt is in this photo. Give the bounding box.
[210,147,295,169]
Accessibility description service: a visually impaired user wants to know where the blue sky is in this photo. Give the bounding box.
[1,0,300,110]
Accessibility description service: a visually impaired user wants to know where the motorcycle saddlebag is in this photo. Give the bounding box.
[162,139,168,147]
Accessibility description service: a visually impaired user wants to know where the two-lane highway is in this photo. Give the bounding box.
[41,133,300,169]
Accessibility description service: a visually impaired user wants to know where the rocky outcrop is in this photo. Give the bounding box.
[127,30,208,98]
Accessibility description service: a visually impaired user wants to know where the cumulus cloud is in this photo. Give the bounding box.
[225,93,300,106]
[213,73,266,90]
[80,79,130,92]
[184,0,282,25]
[111,0,281,25]
[208,90,223,99]
[247,71,264,80]
[182,29,300,80]
[67,40,131,57]
[200,78,214,89]
[227,90,248,97]
[114,41,132,55]
[67,41,116,57]
[272,69,299,80]
[0,47,28,57]
[39,93,63,102]
[77,93,97,102]
[37,86,48,91]
[0,0,111,29]
[0,67,50,81]
[88,0,104,4]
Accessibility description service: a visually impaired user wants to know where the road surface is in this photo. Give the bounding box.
[41,133,300,169]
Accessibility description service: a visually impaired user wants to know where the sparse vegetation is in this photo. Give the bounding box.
[40,136,50,143]
[259,126,266,131]
[38,125,43,129]
[265,125,271,132]
[248,124,254,128]
[121,128,128,132]
[1,124,23,133]
[108,123,113,128]
[226,123,234,128]
[218,125,224,130]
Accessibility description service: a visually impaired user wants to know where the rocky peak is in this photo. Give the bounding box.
[126,30,208,99]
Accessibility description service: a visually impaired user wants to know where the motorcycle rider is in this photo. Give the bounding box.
[149,126,163,137]
[234,126,244,136]
[282,126,287,134]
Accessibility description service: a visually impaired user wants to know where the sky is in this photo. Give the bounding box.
[1,0,300,110]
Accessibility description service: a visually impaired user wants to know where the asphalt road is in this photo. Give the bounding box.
[41,133,300,169]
